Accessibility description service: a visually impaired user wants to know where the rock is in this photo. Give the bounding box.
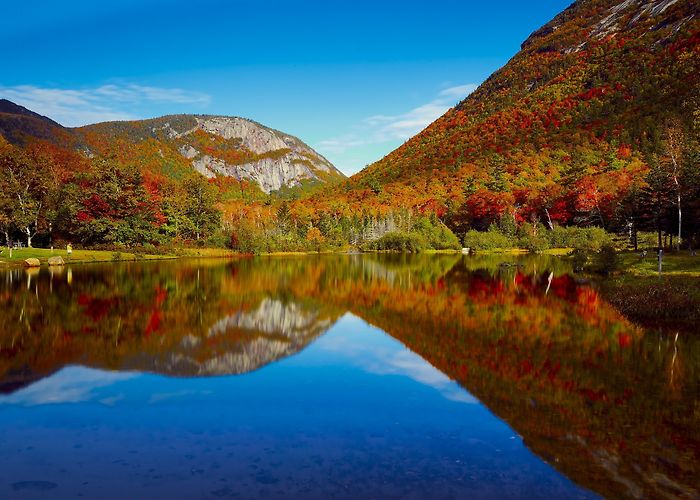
[178,116,343,193]
[48,256,65,266]
[23,258,40,267]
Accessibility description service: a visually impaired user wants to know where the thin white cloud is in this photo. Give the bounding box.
[314,83,477,172]
[0,83,210,127]
[439,84,478,98]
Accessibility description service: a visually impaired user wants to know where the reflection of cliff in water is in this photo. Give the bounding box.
[0,261,341,390]
[129,298,335,376]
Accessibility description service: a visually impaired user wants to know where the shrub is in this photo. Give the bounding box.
[594,244,619,275]
[634,231,660,250]
[206,230,229,249]
[463,226,515,250]
[412,216,461,250]
[548,226,612,251]
[363,232,427,252]
[519,232,549,253]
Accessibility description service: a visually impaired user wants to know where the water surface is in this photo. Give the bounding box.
[0,255,697,499]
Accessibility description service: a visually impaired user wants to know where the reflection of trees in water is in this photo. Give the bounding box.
[0,255,698,498]
[311,257,700,500]
[0,260,340,385]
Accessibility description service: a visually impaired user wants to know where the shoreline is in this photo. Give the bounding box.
[0,247,240,268]
[3,246,699,333]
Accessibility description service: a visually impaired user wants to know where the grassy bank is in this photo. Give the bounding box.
[0,247,238,267]
[466,247,572,256]
[467,246,700,332]
[597,252,700,333]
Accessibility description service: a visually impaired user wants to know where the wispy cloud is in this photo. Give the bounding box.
[362,84,478,143]
[315,83,477,174]
[439,84,478,98]
[0,84,210,127]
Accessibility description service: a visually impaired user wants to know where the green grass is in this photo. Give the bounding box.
[597,251,700,333]
[0,247,238,266]
[467,247,572,255]
[617,251,700,277]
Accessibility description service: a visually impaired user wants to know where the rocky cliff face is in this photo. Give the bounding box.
[177,116,341,193]
[522,0,695,51]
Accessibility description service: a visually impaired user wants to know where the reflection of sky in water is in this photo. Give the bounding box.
[0,368,136,407]
[306,314,478,404]
[0,314,595,499]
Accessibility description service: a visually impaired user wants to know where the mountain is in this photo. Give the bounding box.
[328,0,699,235]
[0,98,71,145]
[0,100,344,194]
[78,115,343,193]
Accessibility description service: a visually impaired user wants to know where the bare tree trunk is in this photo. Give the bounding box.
[671,164,682,251]
[667,124,682,251]
[544,208,553,230]
[677,189,682,251]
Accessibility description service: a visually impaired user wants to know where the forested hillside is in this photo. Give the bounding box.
[316,0,700,247]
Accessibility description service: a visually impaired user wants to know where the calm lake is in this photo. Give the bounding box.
[0,255,698,499]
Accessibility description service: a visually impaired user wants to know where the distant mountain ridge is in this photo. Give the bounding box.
[0,100,344,193]
[0,98,71,145]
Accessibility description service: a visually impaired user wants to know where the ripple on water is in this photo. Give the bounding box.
[12,481,58,491]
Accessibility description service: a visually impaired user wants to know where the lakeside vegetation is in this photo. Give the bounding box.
[595,252,700,331]
[0,246,237,267]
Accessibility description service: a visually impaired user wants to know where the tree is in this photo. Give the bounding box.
[0,164,13,247]
[182,175,221,241]
[306,226,324,252]
[0,142,49,247]
[663,121,685,251]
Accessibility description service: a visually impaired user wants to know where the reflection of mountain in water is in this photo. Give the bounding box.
[0,260,343,390]
[138,298,335,376]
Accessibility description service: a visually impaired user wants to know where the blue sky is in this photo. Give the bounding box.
[1,1,571,175]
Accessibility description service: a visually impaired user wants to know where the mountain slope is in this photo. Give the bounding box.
[0,98,72,145]
[331,0,699,234]
[0,101,344,194]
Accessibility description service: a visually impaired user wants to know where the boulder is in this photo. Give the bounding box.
[48,256,65,266]
[23,258,41,267]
